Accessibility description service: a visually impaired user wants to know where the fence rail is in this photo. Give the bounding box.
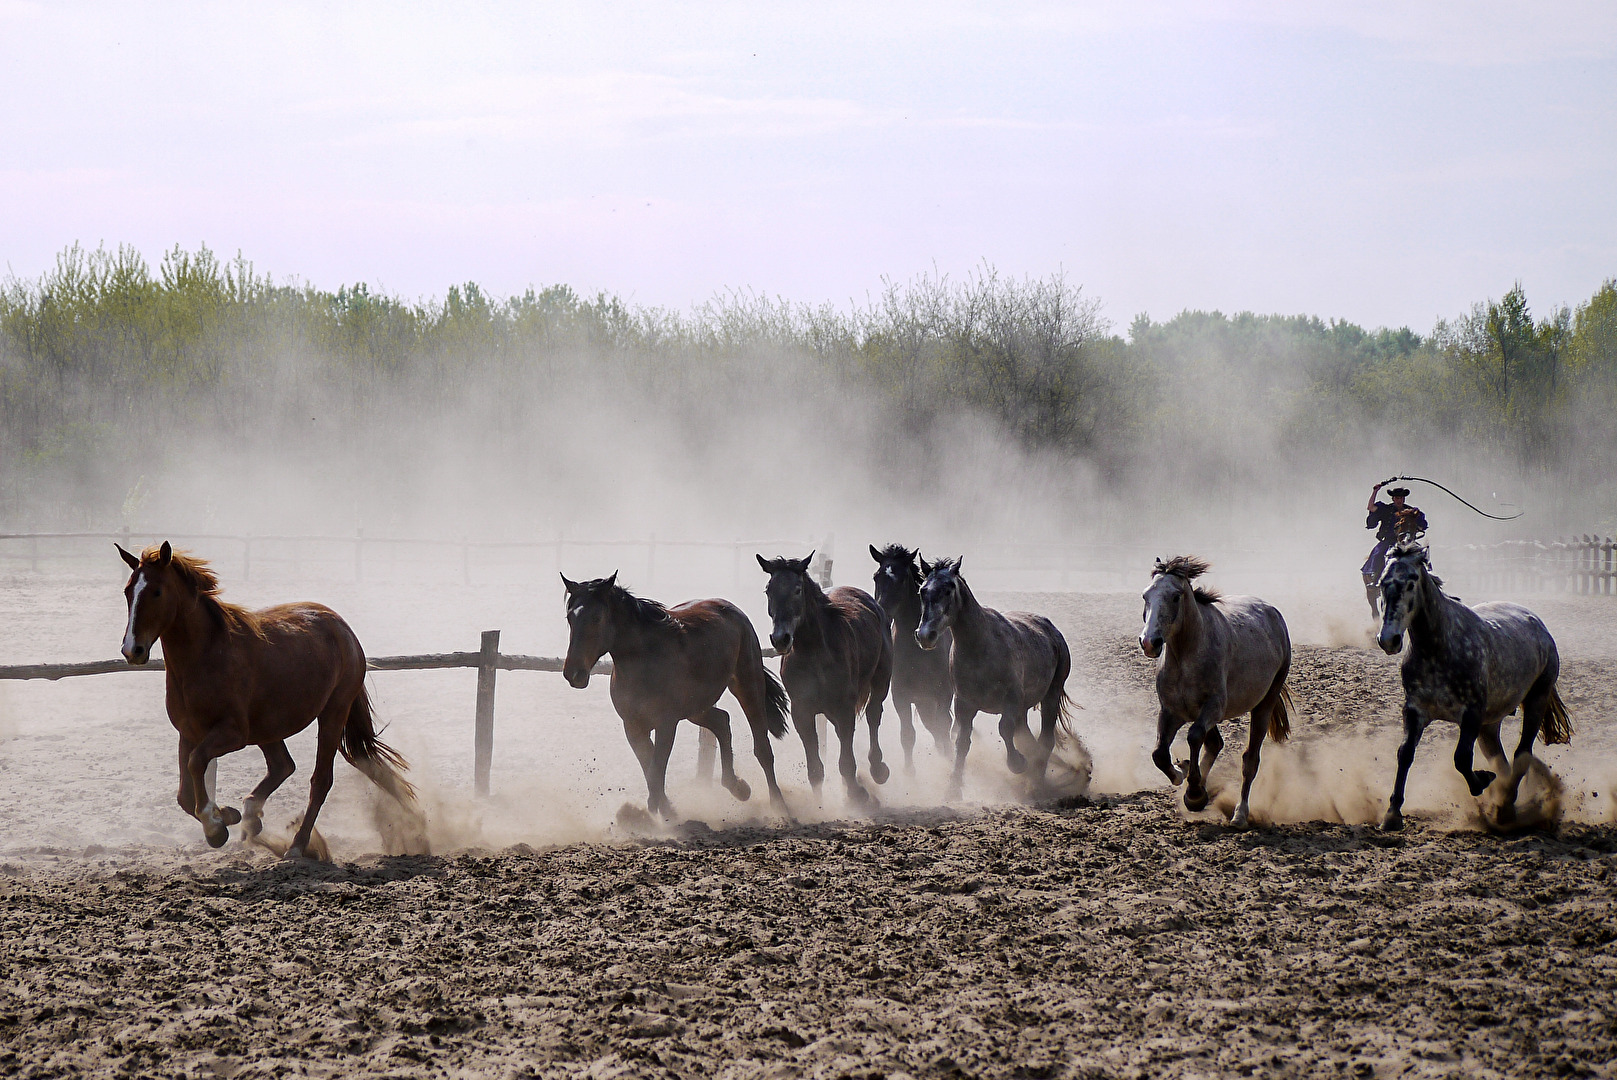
[1440,534,1617,596]
[0,632,777,797]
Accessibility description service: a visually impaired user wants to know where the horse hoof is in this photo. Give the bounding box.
[241,816,263,840]
[203,823,230,848]
[220,806,242,826]
[1006,750,1028,775]
[870,761,891,785]
[1183,790,1209,813]
[1495,801,1518,826]
[1230,806,1250,830]
[1469,770,1497,797]
[944,783,963,804]
[725,778,752,802]
[1382,810,1405,832]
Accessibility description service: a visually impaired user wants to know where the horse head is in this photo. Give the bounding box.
[1377,542,1431,655]
[870,543,920,621]
[117,540,184,665]
[561,571,618,687]
[915,556,963,650]
[1140,555,1215,658]
[757,553,814,655]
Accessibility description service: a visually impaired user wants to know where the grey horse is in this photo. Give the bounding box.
[914,556,1075,800]
[1376,542,1572,831]
[1140,556,1294,829]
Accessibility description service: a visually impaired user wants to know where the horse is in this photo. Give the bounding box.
[1376,542,1572,831]
[1139,556,1294,828]
[913,556,1075,800]
[870,544,954,771]
[115,542,421,859]
[561,572,791,820]
[758,553,894,806]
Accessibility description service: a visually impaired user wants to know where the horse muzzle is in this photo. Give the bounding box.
[562,663,591,689]
[769,631,793,655]
[914,627,940,650]
[1140,635,1163,659]
[1376,628,1404,655]
[122,642,150,665]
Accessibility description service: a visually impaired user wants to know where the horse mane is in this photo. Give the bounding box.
[1153,555,1221,604]
[1390,541,1446,592]
[142,546,265,637]
[602,581,674,628]
[875,543,917,566]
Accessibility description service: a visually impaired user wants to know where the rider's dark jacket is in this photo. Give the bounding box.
[1367,501,1427,542]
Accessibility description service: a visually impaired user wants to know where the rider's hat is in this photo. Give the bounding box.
[1387,486,1410,498]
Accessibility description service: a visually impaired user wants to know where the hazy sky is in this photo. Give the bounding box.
[2,1,1613,332]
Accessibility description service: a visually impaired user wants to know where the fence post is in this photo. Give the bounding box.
[474,629,499,796]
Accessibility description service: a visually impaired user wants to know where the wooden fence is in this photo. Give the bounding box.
[1439,535,1617,596]
[0,630,629,797]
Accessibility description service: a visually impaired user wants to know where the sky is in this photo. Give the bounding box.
[1,0,1614,333]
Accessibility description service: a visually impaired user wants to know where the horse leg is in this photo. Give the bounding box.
[187,723,248,848]
[1383,705,1428,831]
[793,703,825,797]
[1454,706,1497,798]
[176,736,199,816]
[998,709,1029,775]
[647,717,681,820]
[865,692,891,786]
[1231,710,1268,829]
[242,740,296,840]
[693,707,750,802]
[695,726,717,785]
[728,670,789,815]
[947,699,976,802]
[1182,703,1222,812]
[895,698,918,775]
[1151,708,1186,786]
[622,716,661,817]
[285,710,344,859]
[1503,685,1552,820]
[919,696,954,758]
[833,709,873,807]
[1032,693,1061,791]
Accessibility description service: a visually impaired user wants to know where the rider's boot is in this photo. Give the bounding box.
[1362,575,1380,618]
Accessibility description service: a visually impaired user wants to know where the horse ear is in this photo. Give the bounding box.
[604,571,618,589]
[158,541,172,567]
[918,556,933,576]
[560,573,579,594]
[797,551,815,572]
[756,553,772,573]
[115,543,140,571]
[870,544,882,563]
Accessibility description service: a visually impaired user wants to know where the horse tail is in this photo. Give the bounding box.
[1542,685,1573,745]
[762,667,790,740]
[1268,685,1294,744]
[340,684,418,803]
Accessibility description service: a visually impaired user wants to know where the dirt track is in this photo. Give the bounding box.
[1,586,1615,1078]
[3,798,1615,1079]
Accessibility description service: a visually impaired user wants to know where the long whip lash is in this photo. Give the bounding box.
[1384,474,1524,521]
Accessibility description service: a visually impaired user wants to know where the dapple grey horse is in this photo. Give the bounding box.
[1140,556,1293,829]
[1376,542,1571,831]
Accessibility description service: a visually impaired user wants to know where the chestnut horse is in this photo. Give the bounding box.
[116,542,420,858]
[870,543,953,771]
[915,556,1075,800]
[561,573,791,820]
[759,553,893,806]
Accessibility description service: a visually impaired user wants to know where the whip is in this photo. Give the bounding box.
[1380,474,1524,521]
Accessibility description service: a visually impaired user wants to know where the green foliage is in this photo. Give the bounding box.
[0,242,1611,524]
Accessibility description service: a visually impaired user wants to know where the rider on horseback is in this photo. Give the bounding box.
[1362,482,1427,616]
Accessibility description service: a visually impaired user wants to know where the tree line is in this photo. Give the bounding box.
[1,242,1613,528]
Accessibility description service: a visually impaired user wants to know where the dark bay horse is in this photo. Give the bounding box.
[561,573,790,820]
[1376,543,1571,830]
[758,554,893,806]
[1139,556,1293,828]
[914,557,1075,800]
[116,542,420,858]
[870,544,953,771]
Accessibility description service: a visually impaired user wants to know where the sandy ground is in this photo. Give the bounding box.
[1,570,1615,1078]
